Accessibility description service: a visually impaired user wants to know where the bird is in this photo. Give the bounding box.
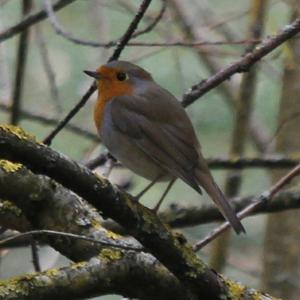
[84,60,245,234]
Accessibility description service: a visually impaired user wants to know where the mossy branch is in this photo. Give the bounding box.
[0,125,278,299]
[0,250,186,300]
[0,158,186,299]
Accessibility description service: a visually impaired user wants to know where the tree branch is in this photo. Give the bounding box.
[0,250,186,300]
[207,155,300,169]
[0,199,30,232]
[182,17,300,106]
[0,158,139,261]
[0,102,98,141]
[0,125,276,300]
[10,0,32,125]
[160,189,300,228]
[102,189,300,234]
[0,0,77,44]
[0,158,187,299]
[193,162,300,250]
[43,0,166,48]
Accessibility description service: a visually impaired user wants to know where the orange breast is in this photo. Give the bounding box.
[94,80,133,132]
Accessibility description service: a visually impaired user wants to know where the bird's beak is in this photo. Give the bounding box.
[84,70,101,80]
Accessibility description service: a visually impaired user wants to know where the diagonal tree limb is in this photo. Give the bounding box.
[193,162,300,250]
[0,125,276,300]
[0,126,218,299]
[0,250,186,300]
[0,162,142,260]
[182,17,300,106]
[0,159,186,299]
[169,0,271,151]
[0,159,271,300]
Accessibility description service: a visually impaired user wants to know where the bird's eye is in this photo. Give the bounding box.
[116,72,127,81]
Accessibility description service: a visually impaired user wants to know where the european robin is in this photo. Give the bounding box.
[84,61,245,234]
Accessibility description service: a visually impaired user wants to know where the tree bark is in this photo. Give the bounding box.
[0,126,278,300]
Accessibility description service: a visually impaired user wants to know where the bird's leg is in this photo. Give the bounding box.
[153,178,176,213]
[134,174,163,201]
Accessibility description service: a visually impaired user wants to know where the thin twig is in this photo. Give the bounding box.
[0,19,11,100]
[206,155,300,169]
[0,0,77,44]
[0,229,143,252]
[44,0,165,48]
[30,238,41,272]
[182,18,300,106]
[43,0,153,145]
[193,163,300,251]
[108,0,153,62]
[0,102,98,141]
[43,0,101,47]
[102,189,300,233]
[86,153,300,171]
[131,0,167,38]
[43,83,97,145]
[10,0,32,125]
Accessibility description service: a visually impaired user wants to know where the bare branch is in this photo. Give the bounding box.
[0,159,186,300]
[108,0,153,62]
[42,83,97,145]
[162,189,300,228]
[0,102,98,141]
[10,0,32,125]
[0,0,77,44]
[0,230,142,252]
[182,18,300,106]
[131,0,167,39]
[30,238,41,272]
[169,0,271,152]
[193,163,300,251]
[102,189,300,234]
[43,0,166,48]
[207,155,300,169]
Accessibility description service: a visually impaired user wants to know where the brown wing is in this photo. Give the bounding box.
[109,86,202,192]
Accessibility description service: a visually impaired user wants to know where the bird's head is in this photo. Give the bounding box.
[84,60,153,97]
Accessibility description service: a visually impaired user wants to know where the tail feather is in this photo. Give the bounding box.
[195,170,245,234]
